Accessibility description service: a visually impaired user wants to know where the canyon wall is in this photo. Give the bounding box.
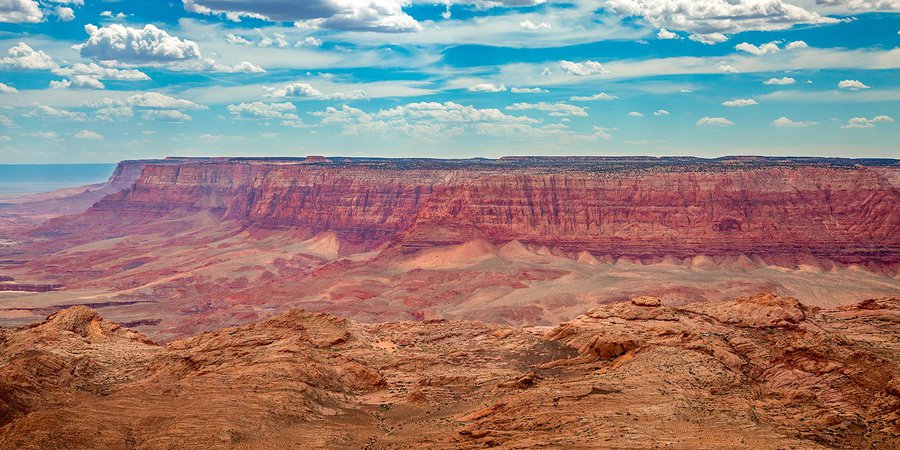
[75,157,900,265]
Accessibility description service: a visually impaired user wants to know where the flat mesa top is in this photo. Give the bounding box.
[145,155,900,173]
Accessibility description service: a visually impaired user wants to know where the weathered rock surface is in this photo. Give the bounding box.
[1,295,897,449]
[44,157,900,267]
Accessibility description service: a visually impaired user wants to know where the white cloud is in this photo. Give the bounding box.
[49,75,105,89]
[813,0,900,11]
[569,92,617,101]
[84,92,205,111]
[657,28,677,39]
[264,81,368,100]
[375,101,538,123]
[653,109,669,116]
[52,62,150,81]
[266,82,323,98]
[310,101,609,141]
[841,115,894,128]
[560,60,608,76]
[628,111,644,117]
[838,79,871,89]
[25,105,86,120]
[715,61,738,73]
[510,87,548,93]
[142,110,193,122]
[506,102,588,117]
[519,19,551,30]
[296,36,323,47]
[77,24,201,63]
[605,0,837,38]
[0,0,42,23]
[183,0,422,33]
[0,82,17,93]
[95,106,134,121]
[786,40,809,49]
[689,33,728,45]
[0,114,12,127]
[723,98,758,107]
[764,77,796,85]
[0,42,56,70]
[227,101,298,120]
[29,131,60,140]
[468,83,507,92]
[697,116,734,126]
[75,24,263,73]
[735,41,780,55]
[100,10,127,19]
[226,29,291,48]
[74,129,103,140]
[53,5,74,21]
[771,116,817,127]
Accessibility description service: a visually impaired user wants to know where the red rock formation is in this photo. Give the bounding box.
[60,157,898,267]
[2,296,898,448]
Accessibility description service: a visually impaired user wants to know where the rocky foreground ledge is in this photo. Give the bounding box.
[1,294,898,449]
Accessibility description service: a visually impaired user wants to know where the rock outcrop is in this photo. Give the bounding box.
[1,296,898,449]
[48,156,899,267]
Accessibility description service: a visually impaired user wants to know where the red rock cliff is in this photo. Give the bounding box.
[77,157,900,265]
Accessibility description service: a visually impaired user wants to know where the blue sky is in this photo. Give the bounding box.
[0,0,898,163]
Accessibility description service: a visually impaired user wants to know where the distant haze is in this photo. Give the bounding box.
[0,164,116,197]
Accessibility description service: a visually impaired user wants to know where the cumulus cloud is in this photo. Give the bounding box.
[100,10,127,19]
[53,5,74,21]
[653,109,669,116]
[225,29,297,48]
[510,87,548,93]
[715,61,738,73]
[771,116,817,127]
[838,79,871,89]
[25,105,86,121]
[519,19,550,30]
[0,0,42,23]
[560,60,608,76]
[0,82,17,93]
[0,114,12,127]
[0,42,56,70]
[74,129,103,140]
[697,116,734,126]
[263,81,367,100]
[786,40,808,49]
[49,75,104,89]
[141,110,192,122]
[628,111,644,117]
[468,83,507,92]
[841,115,894,128]
[657,28,678,39]
[764,77,796,85]
[506,102,588,117]
[723,98,758,107]
[52,62,150,81]
[735,41,780,55]
[75,24,263,73]
[569,92,617,101]
[310,101,606,141]
[83,92,204,120]
[77,24,201,63]
[605,0,837,39]
[814,0,900,11]
[183,0,422,33]
[689,32,728,45]
[227,102,299,122]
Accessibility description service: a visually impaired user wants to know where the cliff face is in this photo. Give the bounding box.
[81,158,900,264]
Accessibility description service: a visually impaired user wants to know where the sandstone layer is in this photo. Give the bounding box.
[1,294,898,449]
[43,156,900,268]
